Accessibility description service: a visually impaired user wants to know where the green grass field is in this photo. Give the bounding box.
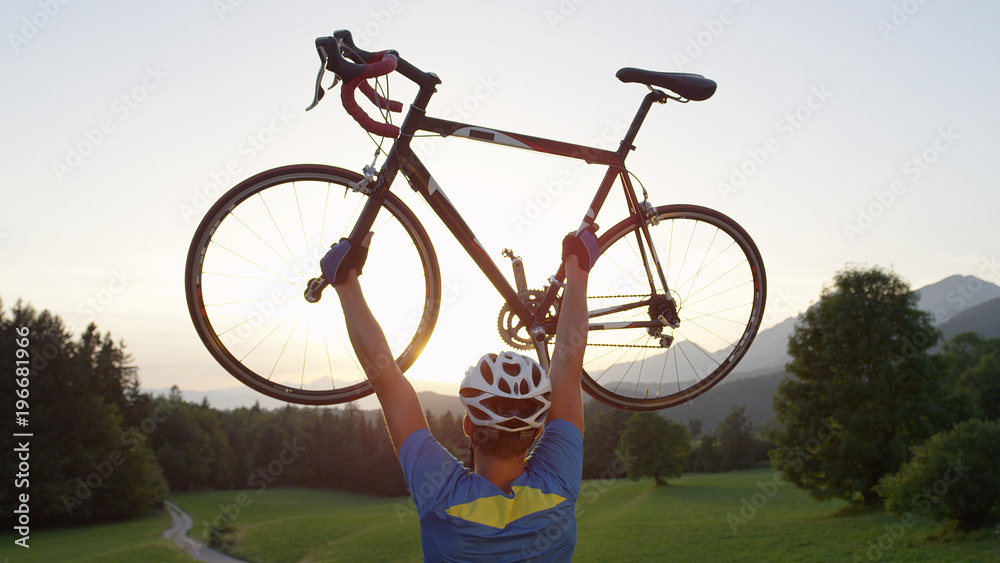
[0,510,190,562]
[3,470,998,562]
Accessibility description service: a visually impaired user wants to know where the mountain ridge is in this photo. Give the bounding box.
[156,275,999,414]
[729,274,1000,378]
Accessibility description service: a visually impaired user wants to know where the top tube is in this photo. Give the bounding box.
[416,116,623,166]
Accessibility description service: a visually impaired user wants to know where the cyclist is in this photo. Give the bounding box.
[322,225,597,561]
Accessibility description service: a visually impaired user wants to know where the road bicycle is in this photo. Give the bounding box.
[184,30,766,411]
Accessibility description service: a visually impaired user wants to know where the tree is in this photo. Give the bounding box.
[686,406,769,473]
[150,394,236,491]
[770,266,948,505]
[716,405,765,471]
[877,419,1000,530]
[582,401,630,479]
[940,333,1000,421]
[688,434,722,473]
[687,418,703,440]
[617,413,689,486]
[0,300,167,526]
[427,409,468,462]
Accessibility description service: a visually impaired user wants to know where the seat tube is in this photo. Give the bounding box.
[579,91,662,224]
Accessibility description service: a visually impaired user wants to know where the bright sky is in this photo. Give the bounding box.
[3,0,999,399]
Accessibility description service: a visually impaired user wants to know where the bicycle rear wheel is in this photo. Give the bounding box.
[580,204,766,410]
[185,164,441,405]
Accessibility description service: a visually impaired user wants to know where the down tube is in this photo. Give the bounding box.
[400,157,526,318]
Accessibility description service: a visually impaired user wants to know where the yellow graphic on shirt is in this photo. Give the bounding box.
[444,486,567,529]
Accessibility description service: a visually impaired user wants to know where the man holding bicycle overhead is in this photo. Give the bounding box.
[324,224,598,561]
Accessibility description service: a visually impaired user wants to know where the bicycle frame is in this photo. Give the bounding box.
[340,81,674,368]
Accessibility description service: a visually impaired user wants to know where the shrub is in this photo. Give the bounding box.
[876,419,1000,530]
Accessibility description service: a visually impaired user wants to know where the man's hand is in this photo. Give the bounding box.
[321,232,372,285]
[561,223,599,273]
[329,230,428,453]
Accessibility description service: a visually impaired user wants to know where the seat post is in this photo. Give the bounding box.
[616,89,669,160]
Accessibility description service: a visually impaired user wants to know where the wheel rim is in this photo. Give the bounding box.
[186,166,439,404]
[580,205,766,410]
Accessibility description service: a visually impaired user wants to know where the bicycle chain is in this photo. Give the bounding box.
[588,294,653,300]
[585,342,670,349]
[506,293,671,349]
[578,294,675,349]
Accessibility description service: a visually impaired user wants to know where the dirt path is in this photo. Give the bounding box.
[163,501,247,563]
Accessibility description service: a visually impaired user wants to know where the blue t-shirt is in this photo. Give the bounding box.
[399,419,583,562]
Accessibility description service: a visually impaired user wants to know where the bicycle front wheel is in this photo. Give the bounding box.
[185,164,441,405]
[581,204,766,410]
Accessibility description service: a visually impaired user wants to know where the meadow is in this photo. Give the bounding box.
[3,469,998,562]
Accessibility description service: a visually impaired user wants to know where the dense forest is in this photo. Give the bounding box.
[2,284,998,530]
[0,301,414,527]
[0,299,771,529]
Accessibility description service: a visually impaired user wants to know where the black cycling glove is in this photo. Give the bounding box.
[561,223,599,272]
[321,234,371,285]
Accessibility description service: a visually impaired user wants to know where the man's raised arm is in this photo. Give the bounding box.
[324,235,428,454]
[546,225,597,434]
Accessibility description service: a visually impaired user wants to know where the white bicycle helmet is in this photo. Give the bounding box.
[459,351,552,433]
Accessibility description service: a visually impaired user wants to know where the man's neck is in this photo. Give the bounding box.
[474,452,525,494]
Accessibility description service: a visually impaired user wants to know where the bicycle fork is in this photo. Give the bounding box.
[303,162,390,303]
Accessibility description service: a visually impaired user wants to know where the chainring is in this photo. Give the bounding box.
[497,290,559,350]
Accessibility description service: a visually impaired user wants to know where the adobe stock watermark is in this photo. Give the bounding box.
[727,417,836,533]
[510,170,574,235]
[352,0,403,48]
[76,269,130,322]
[394,457,454,524]
[877,0,933,40]
[926,257,1000,324]
[217,268,311,353]
[842,127,957,243]
[411,74,500,161]
[853,458,968,562]
[211,0,254,22]
[179,107,295,224]
[520,456,630,561]
[509,116,629,234]
[544,0,590,31]
[209,249,376,351]
[718,84,834,202]
[51,65,168,183]
[199,437,306,542]
[887,257,1000,364]
[7,0,73,53]
[385,276,467,353]
[60,402,174,514]
[672,0,753,72]
[761,285,798,328]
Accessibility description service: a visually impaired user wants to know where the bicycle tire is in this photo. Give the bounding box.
[185,164,441,405]
[579,204,766,410]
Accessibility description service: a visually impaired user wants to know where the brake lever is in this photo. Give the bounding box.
[305,59,326,111]
[306,41,341,111]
